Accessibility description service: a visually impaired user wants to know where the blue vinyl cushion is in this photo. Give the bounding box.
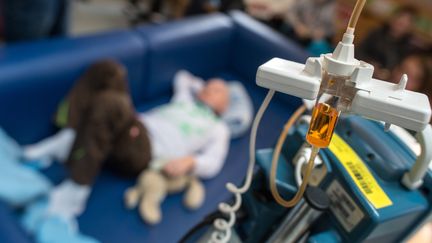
[0,201,32,243]
[0,11,309,243]
[135,13,234,99]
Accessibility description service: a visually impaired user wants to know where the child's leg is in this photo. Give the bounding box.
[46,179,91,219]
[23,128,76,165]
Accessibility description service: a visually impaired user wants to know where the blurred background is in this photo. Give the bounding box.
[1,0,431,46]
[0,0,431,99]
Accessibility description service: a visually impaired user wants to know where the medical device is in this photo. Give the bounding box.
[201,0,432,242]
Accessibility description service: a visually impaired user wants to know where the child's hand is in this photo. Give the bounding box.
[163,156,195,177]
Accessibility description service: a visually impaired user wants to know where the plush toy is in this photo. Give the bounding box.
[124,169,205,225]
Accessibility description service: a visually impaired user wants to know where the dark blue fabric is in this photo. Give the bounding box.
[0,202,32,243]
[0,11,308,243]
[135,13,234,99]
[0,30,147,144]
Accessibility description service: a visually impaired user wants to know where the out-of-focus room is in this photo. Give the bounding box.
[0,0,431,243]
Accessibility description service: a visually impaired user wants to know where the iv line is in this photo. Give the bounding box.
[348,0,366,30]
[268,105,321,207]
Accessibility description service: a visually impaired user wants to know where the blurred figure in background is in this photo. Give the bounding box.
[281,0,336,49]
[219,0,244,12]
[126,0,220,25]
[2,0,70,42]
[244,0,294,22]
[184,0,220,16]
[391,53,432,107]
[357,6,417,80]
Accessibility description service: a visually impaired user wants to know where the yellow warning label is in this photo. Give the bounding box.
[328,134,393,209]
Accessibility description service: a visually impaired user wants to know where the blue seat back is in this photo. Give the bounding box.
[228,11,309,106]
[135,13,234,99]
[228,11,309,83]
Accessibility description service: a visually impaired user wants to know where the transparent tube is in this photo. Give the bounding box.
[348,0,367,30]
[270,143,320,208]
[269,105,320,208]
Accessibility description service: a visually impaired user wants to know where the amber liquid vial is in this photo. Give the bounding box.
[306,103,339,148]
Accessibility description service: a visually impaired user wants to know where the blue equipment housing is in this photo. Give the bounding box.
[238,116,432,243]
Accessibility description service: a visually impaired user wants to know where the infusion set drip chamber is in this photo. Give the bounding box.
[306,100,339,148]
[306,71,358,148]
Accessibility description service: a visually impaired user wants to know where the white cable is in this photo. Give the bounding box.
[210,89,275,243]
[294,157,306,187]
[297,115,312,126]
[293,141,323,187]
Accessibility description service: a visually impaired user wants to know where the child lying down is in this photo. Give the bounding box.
[24,60,236,225]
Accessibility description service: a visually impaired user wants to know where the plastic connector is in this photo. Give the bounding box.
[322,28,359,77]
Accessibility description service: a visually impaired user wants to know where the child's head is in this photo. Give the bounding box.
[198,78,230,115]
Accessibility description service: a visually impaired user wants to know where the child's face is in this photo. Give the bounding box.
[198,79,229,115]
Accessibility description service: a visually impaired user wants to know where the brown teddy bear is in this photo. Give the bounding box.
[124,169,205,225]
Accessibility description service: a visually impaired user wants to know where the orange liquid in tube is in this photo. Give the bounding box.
[306,103,339,148]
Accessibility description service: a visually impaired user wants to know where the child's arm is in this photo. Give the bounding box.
[172,71,205,103]
[163,123,230,179]
[193,123,230,179]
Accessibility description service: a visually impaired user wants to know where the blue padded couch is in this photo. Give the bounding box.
[0,11,308,243]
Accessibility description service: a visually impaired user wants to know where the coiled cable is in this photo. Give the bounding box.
[210,89,275,243]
